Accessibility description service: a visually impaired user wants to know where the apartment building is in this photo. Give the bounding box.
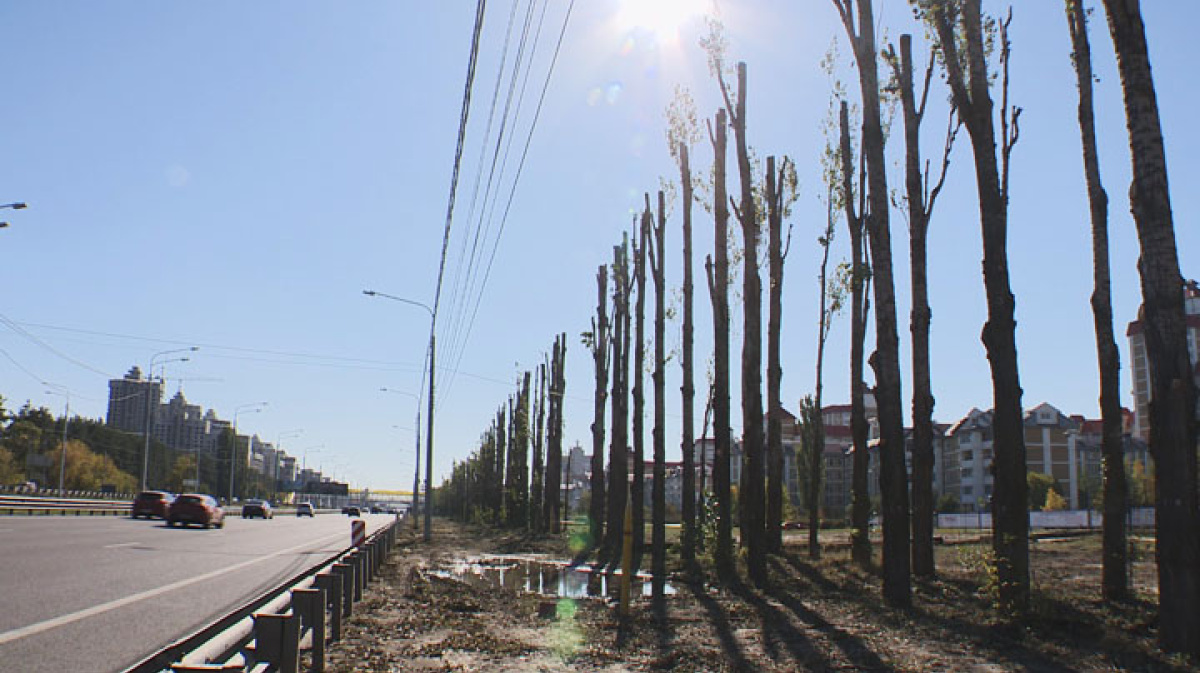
[1127,278,1200,441]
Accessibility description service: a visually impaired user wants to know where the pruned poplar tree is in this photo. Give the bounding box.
[796,394,822,556]
[884,32,959,578]
[531,362,546,533]
[667,86,703,568]
[494,406,506,522]
[766,155,794,554]
[704,106,734,581]
[834,0,911,607]
[632,205,650,569]
[508,377,531,529]
[1102,0,1199,654]
[546,333,566,534]
[605,236,633,569]
[837,100,873,568]
[1065,0,1127,602]
[650,190,668,586]
[588,265,610,552]
[921,0,1029,614]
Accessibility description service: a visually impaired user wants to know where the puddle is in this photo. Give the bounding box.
[430,556,675,599]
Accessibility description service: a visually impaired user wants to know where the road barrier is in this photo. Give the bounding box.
[0,494,131,516]
[124,515,402,673]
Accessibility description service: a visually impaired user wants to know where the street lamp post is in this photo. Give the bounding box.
[142,347,198,492]
[44,386,70,495]
[364,289,435,541]
[382,387,423,528]
[229,402,267,503]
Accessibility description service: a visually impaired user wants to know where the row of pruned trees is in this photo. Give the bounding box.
[436,333,567,533]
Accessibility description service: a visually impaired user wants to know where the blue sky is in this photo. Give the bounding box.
[0,1,1196,490]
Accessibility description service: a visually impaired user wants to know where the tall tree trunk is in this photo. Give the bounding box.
[707,107,734,581]
[835,0,911,607]
[925,1,1029,613]
[589,266,610,554]
[547,334,566,534]
[1065,0,1128,602]
[812,186,836,560]
[839,101,873,568]
[725,62,767,586]
[605,238,633,569]
[697,382,714,552]
[651,191,668,586]
[532,363,546,533]
[1102,0,1199,654]
[679,143,698,568]
[495,406,506,523]
[766,156,788,554]
[888,33,956,579]
[633,207,649,570]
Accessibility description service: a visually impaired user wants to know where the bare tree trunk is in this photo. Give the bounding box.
[706,106,734,581]
[547,334,566,534]
[651,191,668,587]
[724,62,767,586]
[679,143,698,568]
[1102,0,1199,654]
[812,186,836,560]
[589,266,609,553]
[835,0,911,607]
[605,237,633,569]
[766,156,789,554]
[532,363,546,533]
[632,208,649,570]
[697,382,713,553]
[1065,0,1128,602]
[888,33,957,578]
[839,101,872,568]
[925,1,1029,613]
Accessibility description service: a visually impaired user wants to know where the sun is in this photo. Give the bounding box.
[614,0,708,42]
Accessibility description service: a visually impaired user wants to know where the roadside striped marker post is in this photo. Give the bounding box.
[351,519,365,548]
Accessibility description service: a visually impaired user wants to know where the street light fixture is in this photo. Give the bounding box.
[229,402,267,503]
[382,387,424,528]
[142,347,199,492]
[364,289,436,541]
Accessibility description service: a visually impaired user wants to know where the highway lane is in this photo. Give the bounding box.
[0,512,395,673]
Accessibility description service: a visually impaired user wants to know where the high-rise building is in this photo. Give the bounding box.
[106,367,162,434]
[1127,279,1200,441]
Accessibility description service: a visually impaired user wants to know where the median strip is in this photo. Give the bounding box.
[0,530,348,645]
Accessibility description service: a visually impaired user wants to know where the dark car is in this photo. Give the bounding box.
[132,491,174,519]
[168,494,225,529]
[296,502,314,517]
[369,505,384,514]
[342,506,361,517]
[241,499,273,519]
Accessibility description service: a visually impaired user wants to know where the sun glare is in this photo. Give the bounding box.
[614,0,707,42]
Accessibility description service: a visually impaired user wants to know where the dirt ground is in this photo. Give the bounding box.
[325,519,1194,672]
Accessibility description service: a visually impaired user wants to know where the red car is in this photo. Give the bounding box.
[132,491,174,519]
[167,494,225,529]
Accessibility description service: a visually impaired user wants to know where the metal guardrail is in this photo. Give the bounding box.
[124,516,402,673]
[0,494,131,516]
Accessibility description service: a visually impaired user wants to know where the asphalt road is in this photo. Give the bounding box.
[0,511,395,673]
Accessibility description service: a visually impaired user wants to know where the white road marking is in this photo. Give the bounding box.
[0,530,346,645]
[103,542,141,549]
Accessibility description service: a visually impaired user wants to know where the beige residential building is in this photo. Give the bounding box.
[1127,279,1200,441]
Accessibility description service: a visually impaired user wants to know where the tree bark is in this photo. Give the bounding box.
[839,101,872,568]
[679,143,698,568]
[589,266,609,554]
[1102,0,1199,654]
[605,237,633,569]
[707,107,735,581]
[726,62,767,586]
[835,0,911,606]
[925,0,1030,613]
[1065,0,1128,602]
[532,363,546,533]
[766,156,787,554]
[632,207,649,570]
[547,334,565,534]
[651,191,668,587]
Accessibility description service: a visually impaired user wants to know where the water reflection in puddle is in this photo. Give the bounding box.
[431,556,675,599]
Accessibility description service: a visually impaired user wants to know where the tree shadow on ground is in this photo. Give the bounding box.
[687,581,753,671]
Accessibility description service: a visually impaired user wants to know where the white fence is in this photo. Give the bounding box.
[938,507,1155,529]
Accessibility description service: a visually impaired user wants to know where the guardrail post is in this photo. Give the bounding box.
[365,542,376,581]
[352,553,365,600]
[253,611,300,673]
[316,573,342,642]
[333,562,354,617]
[293,588,325,673]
